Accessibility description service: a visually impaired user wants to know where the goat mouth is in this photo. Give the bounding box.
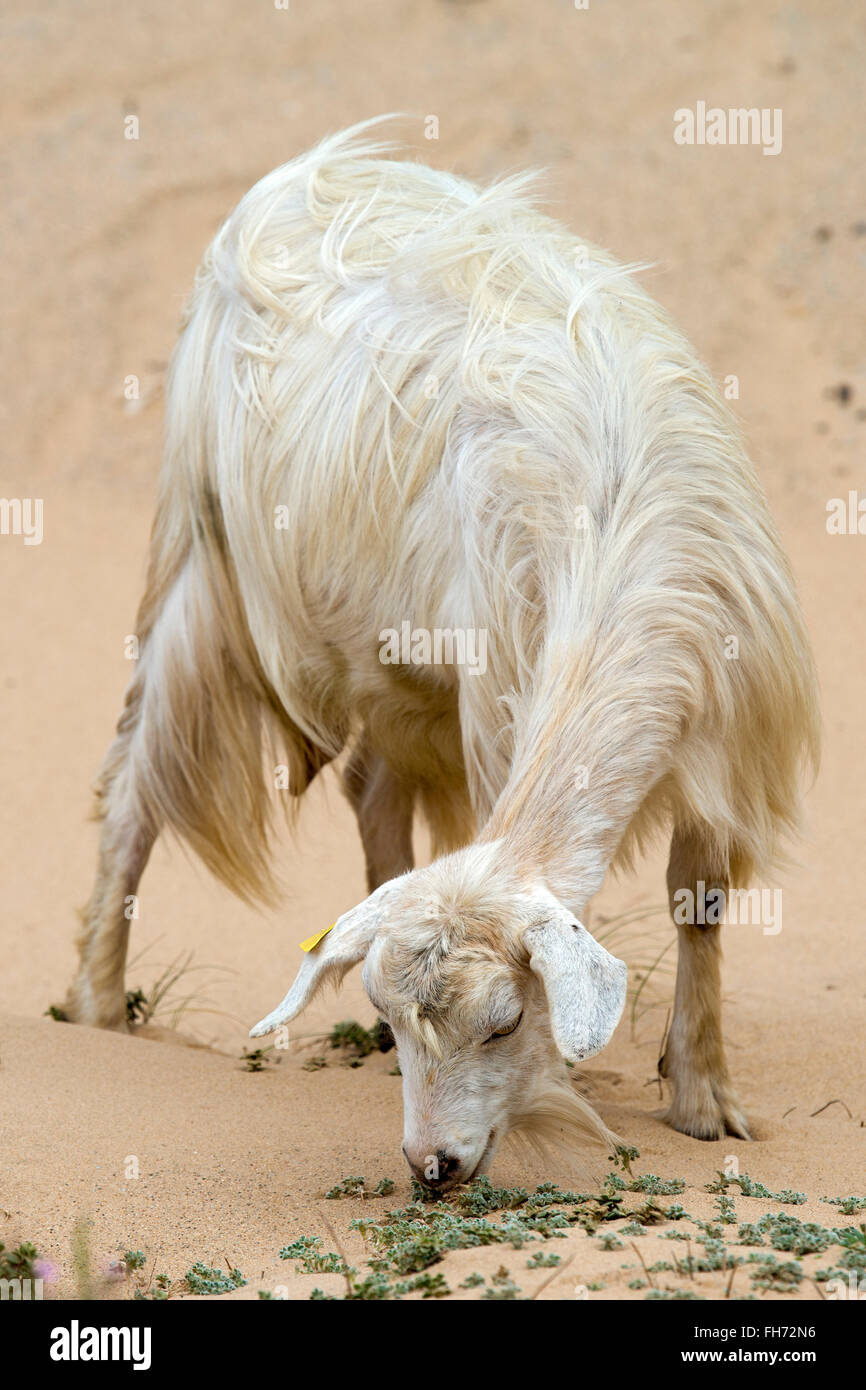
[468,1128,498,1180]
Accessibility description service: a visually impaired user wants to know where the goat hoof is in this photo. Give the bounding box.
[61,995,131,1034]
[664,1077,752,1141]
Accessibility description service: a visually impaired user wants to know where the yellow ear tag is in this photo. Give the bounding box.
[299,922,336,953]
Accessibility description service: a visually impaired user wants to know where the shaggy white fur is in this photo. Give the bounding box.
[67,120,819,1182]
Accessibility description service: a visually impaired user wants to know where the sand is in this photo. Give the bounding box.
[1,0,863,1302]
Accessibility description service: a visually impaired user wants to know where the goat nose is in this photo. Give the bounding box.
[403,1146,462,1188]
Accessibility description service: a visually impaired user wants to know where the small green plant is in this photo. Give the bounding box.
[647,1288,705,1300]
[241,1046,275,1073]
[664,1204,690,1222]
[309,1268,450,1301]
[285,1161,846,1302]
[824,1196,866,1215]
[747,1255,802,1293]
[836,1224,866,1252]
[184,1262,246,1295]
[628,1174,686,1196]
[327,1018,394,1063]
[280,1236,323,1260]
[125,988,149,1025]
[610,1144,640,1175]
[302,1055,328,1072]
[754,1212,832,1257]
[482,1266,522,1299]
[632,1199,675,1227]
[450,1176,532,1215]
[399,1272,450,1298]
[598,1232,624,1251]
[133,1271,173,1301]
[299,1250,355,1276]
[0,1241,40,1280]
[325,1175,396,1200]
[707,1172,806,1204]
[114,1248,171,1300]
[279,1238,353,1276]
[737,1223,765,1247]
[325,1175,367,1199]
[123,948,232,1030]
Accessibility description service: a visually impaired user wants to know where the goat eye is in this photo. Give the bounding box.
[486,1011,523,1043]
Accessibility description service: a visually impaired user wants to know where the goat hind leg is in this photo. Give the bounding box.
[343,739,414,892]
[659,827,751,1140]
[64,750,156,1031]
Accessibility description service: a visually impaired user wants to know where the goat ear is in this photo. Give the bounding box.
[524,912,627,1063]
[249,882,395,1037]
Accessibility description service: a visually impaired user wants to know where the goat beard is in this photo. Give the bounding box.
[504,1072,618,1182]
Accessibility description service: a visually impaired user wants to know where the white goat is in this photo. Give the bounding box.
[66,120,819,1188]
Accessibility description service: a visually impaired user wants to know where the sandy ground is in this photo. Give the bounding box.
[1,1,864,1301]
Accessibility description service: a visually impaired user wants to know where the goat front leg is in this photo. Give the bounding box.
[343,738,414,892]
[659,827,751,1140]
